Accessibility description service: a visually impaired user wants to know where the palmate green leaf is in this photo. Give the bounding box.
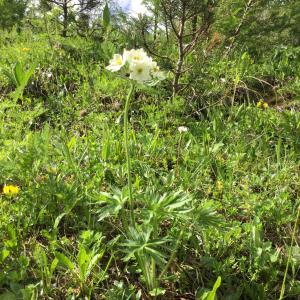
[141,189,194,222]
[2,68,17,86]
[96,189,128,221]
[144,244,168,265]
[157,191,193,210]
[195,201,223,228]
[122,226,170,265]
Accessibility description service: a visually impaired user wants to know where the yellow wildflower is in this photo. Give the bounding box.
[216,180,224,192]
[207,186,212,194]
[257,99,269,109]
[21,47,30,52]
[256,100,263,108]
[3,185,19,196]
[263,102,269,108]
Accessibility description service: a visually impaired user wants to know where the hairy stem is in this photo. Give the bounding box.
[159,229,184,280]
[124,82,135,227]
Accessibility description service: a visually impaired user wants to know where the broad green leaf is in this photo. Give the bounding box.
[53,212,67,232]
[0,291,16,300]
[103,3,110,29]
[50,258,59,275]
[55,252,75,271]
[0,248,10,262]
[14,62,23,86]
[86,252,103,279]
[78,245,88,269]
[199,276,221,300]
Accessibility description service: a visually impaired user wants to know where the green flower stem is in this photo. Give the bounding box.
[124,82,135,226]
[159,229,184,281]
[279,206,300,300]
[176,134,183,177]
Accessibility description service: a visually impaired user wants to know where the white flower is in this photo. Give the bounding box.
[106,54,125,72]
[149,61,165,80]
[106,48,165,84]
[152,70,165,80]
[123,48,149,65]
[178,126,188,133]
[129,61,152,83]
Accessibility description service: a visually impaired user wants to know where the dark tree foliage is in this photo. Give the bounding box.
[0,0,28,30]
[40,0,103,37]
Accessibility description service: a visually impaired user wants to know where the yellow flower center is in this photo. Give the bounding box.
[137,68,143,74]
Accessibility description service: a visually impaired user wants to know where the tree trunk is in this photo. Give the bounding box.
[62,0,68,37]
[172,4,186,97]
[154,8,158,42]
[164,15,169,42]
[172,51,184,97]
[192,16,197,39]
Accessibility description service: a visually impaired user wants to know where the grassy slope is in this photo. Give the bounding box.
[0,33,300,299]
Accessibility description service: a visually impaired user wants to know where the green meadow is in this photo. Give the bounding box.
[0,1,300,299]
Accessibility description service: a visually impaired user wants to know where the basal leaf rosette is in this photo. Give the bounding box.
[106,49,164,84]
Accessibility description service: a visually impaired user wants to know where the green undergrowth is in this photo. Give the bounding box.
[0,31,300,300]
[1,95,300,299]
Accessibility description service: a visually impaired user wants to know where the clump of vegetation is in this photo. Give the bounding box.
[0,0,300,299]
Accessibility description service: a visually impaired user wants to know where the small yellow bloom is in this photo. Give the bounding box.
[21,47,30,52]
[3,185,19,196]
[257,99,269,109]
[263,102,269,108]
[216,180,224,192]
[207,186,212,194]
[256,100,263,108]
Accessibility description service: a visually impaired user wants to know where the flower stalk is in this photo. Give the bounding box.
[124,82,135,226]
[106,48,164,228]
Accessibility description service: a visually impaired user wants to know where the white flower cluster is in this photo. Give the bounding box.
[178,126,188,133]
[106,49,164,83]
